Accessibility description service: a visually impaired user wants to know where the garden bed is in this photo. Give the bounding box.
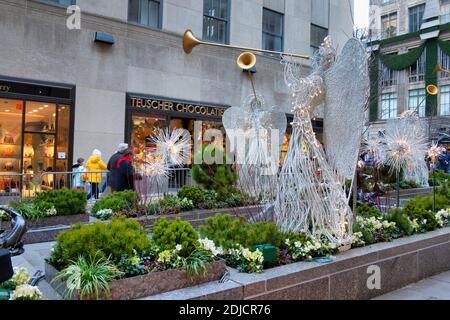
[144,227,450,300]
[135,206,262,231]
[45,260,227,300]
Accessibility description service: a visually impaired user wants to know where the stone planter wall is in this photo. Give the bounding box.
[144,227,450,300]
[45,260,227,300]
[2,214,89,244]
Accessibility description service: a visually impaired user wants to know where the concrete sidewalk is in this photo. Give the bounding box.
[374,271,450,300]
[11,241,450,301]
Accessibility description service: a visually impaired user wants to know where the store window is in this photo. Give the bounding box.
[408,89,426,117]
[0,99,23,175]
[128,0,162,29]
[203,0,230,44]
[381,12,397,39]
[409,4,425,33]
[381,92,398,119]
[440,85,450,116]
[262,8,284,53]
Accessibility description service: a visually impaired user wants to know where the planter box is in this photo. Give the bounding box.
[45,259,227,300]
[1,214,89,245]
[143,227,450,300]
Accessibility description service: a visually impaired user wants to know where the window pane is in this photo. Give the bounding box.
[129,0,139,22]
[0,98,23,176]
[23,133,55,176]
[203,0,229,43]
[56,105,70,172]
[409,4,425,32]
[263,9,283,36]
[140,0,149,26]
[25,102,56,134]
[129,0,160,28]
[310,24,328,48]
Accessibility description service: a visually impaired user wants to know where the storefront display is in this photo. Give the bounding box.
[0,77,74,195]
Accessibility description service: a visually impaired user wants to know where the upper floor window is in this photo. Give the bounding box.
[442,0,450,5]
[203,0,230,44]
[381,12,397,38]
[442,4,450,24]
[310,24,328,57]
[409,48,426,83]
[262,8,284,53]
[128,0,162,29]
[381,92,398,119]
[409,89,426,117]
[409,4,425,32]
[439,47,450,79]
[381,0,395,5]
[440,85,450,115]
[42,0,75,5]
[380,62,399,87]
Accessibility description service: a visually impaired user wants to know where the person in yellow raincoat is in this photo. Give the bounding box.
[84,149,107,200]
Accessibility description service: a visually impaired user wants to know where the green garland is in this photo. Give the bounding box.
[379,45,425,70]
[438,39,450,57]
[369,52,379,122]
[426,38,438,117]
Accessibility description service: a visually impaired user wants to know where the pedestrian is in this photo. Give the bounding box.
[115,148,135,192]
[107,143,129,192]
[85,149,107,200]
[72,158,87,191]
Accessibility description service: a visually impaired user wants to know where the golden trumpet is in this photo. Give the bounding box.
[182,29,309,60]
[237,52,257,70]
[426,84,439,95]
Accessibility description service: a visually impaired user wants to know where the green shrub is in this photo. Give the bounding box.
[355,204,382,219]
[192,145,237,200]
[199,214,283,249]
[429,170,450,186]
[393,180,421,190]
[48,218,150,270]
[34,189,87,216]
[152,218,199,256]
[199,214,248,249]
[9,199,45,219]
[158,195,182,215]
[404,205,438,232]
[386,208,415,236]
[404,194,450,212]
[244,222,283,248]
[147,201,160,215]
[91,190,137,214]
[177,186,205,206]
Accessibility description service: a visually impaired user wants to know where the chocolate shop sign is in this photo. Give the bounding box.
[130,96,226,118]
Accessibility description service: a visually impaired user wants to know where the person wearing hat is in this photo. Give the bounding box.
[85,149,107,200]
[115,148,135,192]
[107,143,129,192]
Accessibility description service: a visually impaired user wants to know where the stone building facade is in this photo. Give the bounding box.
[0,0,353,180]
[368,0,450,144]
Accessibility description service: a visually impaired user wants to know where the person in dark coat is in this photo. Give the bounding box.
[115,149,135,192]
[107,143,129,192]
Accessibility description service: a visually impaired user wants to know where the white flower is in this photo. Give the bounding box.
[175,244,182,252]
[46,206,57,217]
[10,285,43,300]
[11,267,31,286]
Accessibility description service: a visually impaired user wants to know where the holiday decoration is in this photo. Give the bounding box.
[275,37,369,245]
[222,93,287,202]
[152,128,191,166]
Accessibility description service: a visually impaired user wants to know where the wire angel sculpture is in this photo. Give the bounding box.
[275,37,369,245]
[222,93,287,207]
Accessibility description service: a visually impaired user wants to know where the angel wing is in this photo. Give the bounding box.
[323,38,370,180]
